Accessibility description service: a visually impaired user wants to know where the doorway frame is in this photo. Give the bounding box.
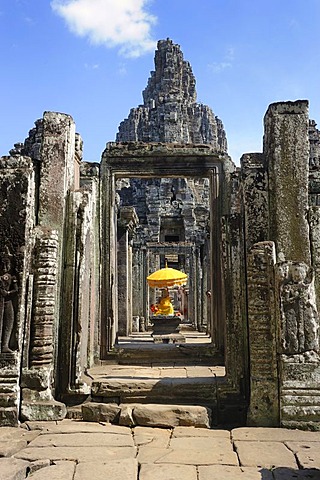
[100,142,226,358]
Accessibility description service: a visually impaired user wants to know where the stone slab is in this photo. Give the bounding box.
[234,441,297,468]
[272,467,320,479]
[28,461,76,479]
[159,368,187,378]
[132,404,210,428]
[15,446,136,463]
[198,465,274,480]
[28,432,134,447]
[74,458,138,480]
[172,427,230,438]
[137,445,238,466]
[133,427,171,448]
[0,458,30,480]
[24,420,130,435]
[185,367,215,378]
[139,463,197,480]
[101,367,162,379]
[0,427,40,443]
[285,442,320,469]
[232,427,320,442]
[0,440,27,457]
[82,403,121,423]
[169,436,233,451]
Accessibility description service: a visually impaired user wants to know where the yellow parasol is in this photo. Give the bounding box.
[147,262,187,289]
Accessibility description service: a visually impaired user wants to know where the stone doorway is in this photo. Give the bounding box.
[100,143,224,359]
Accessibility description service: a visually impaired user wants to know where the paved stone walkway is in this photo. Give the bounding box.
[1,420,320,479]
[89,364,226,379]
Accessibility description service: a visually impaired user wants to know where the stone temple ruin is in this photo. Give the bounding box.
[1,38,320,429]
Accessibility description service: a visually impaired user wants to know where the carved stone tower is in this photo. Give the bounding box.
[116,39,227,333]
[117,38,227,150]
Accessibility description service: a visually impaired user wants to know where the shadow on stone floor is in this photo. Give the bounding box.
[259,467,320,479]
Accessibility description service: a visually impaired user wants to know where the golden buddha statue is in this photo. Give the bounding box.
[154,292,174,316]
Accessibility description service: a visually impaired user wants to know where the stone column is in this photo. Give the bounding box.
[21,228,66,421]
[241,153,268,251]
[30,230,59,367]
[247,241,279,426]
[264,100,311,264]
[117,207,139,336]
[0,156,35,426]
[309,207,320,314]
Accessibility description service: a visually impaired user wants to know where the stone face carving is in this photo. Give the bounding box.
[117,39,227,151]
[277,261,319,355]
[0,249,18,353]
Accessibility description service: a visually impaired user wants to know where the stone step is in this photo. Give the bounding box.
[104,343,222,366]
[69,402,212,428]
[91,376,218,409]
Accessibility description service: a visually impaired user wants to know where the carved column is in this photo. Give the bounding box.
[277,261,320,428]
[30,230,59,367]
[247,241,279,426]
[241,153,268,251]
[0,155,35,426]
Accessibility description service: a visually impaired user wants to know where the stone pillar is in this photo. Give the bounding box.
[100,159,117,355]
[27,111,77,379]
[30,230,59,367]
[264,100,311,264]
[241,153,268,251]
[276,260,320,428]
[80,163,101,367]
[309,207,320,314]
[21,228,66,421]
[132,244,145,320]
[58,181,99,399]
[117,207,139,337]
[38,112,77,226]
[0,156,35,426]
[247,241,279,426]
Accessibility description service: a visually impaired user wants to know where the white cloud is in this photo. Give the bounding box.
[207,46,235,74]
[208,62,232,73]
[117,63,128,76]
[84,63,99,70]
[51,0,157,57]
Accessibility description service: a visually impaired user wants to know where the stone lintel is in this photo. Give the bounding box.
[102,143,228,177]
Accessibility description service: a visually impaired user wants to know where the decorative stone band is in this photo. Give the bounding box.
[30,230,59,368]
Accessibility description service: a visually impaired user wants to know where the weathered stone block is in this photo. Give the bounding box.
[81,402,121,423]
[21,400,67,422]
[132,404,211,428]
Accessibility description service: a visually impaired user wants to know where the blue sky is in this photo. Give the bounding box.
[1,0,320,164]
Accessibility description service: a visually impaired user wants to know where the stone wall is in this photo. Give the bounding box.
[0,156,35,425]
[0,112,100,424]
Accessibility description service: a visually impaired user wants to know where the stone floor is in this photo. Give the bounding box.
[1,420,320,479]
[89,363,226,379]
